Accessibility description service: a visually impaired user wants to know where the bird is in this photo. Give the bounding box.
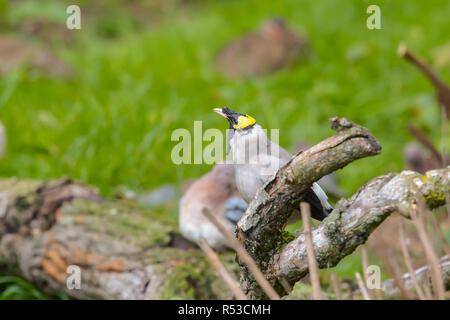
[179,162,248,249]
[215,18,309,79]
[214,107,332,221]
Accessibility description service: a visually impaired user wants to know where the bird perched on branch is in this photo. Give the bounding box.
[214,107,332,221]
[179,163,247,249]
[215,18,309,79]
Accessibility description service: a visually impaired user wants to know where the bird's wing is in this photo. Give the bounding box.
[303,183,333,221]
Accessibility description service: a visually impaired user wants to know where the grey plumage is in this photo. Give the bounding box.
[215,107,332,221]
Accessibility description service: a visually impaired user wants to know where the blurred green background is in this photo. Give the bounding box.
[0,0,449,299]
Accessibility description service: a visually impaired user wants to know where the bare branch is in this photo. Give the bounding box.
[407,124,444,165]
[398,43,450,119]
[273,168,449,284]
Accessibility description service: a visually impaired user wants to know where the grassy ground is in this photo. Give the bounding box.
[0,0,449,299]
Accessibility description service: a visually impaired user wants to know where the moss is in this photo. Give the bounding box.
[61,199,175,248]
[158,248,236,299]
[0,178,42,196]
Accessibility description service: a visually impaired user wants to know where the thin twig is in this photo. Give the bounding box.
[407,124,443,165]
[398,220,427,300]
[376,250,413,300]
[201,208,280,300]
[361,246,374,300]
[422,279,434,300]
[300,202,322,300]
[330,272,342,300]
[398,44,450,120]
[379,256,449,298]
[410,199,446,299]
[355,272,371,300]
[398,44,446,91]
[389,253,414,299]
[426,209,450,256]
[441,104,448,166]
[198,237,247,300]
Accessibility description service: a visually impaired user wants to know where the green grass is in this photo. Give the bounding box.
[0,0,449,299]
[1,0,448,196]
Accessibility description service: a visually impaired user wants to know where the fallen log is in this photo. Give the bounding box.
[0,178,236,299]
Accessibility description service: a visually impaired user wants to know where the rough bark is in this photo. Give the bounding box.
[0,178,236,299]
[236,117,448,299]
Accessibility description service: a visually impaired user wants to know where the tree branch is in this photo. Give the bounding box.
[236,117,382,298]
[273,168,448,283]
[236,117,448,299]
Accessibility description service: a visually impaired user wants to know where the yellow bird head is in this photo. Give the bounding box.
[214,107,256,130]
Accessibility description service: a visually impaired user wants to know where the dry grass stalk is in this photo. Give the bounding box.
[355,272,371,300]
[426,210,450,256]
[198,237,248,300]
[201,208,280,300]
[377,250,413,299]
[422,276,434,300]
[300,201,322,300]
[407,124,444,165]
[410,199,446,299]
[398,44,450,120]
[330,272,342,300]
[441,102,448,167]
[361,246,374,300]
[398,220,427,300]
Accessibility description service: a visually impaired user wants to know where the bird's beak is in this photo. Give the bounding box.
[214,108,228,119]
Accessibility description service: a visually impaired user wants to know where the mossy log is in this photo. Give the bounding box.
[0,178,236,299]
